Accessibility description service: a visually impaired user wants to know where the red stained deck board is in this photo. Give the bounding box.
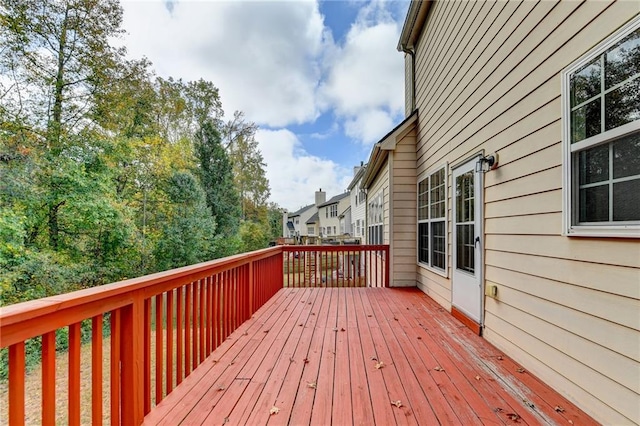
[359,290,419,425]
[287,288,333,426]
[352,287,398,426]
[268,289,325,426]
[331,289,353,426]
[309,288,338,425]
[201,288,310,425]
[399,289,600,426]
[142,287,598,426]
[344,289,376,425]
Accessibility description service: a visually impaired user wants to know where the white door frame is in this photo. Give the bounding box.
[451,156,484,326]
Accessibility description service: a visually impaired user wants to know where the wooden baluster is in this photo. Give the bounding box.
[42,332,56,425]
[68,322,81,426]
[166,289,174,394]
[184,283,191,377]
[192,281,199,370]
[199,278,205,365]
[8,342,25,426]
[155,294,164,404]
[110,310,121,425]
[144,299,151,414]
[176,289,183,385]
[206,277,212,356]
[91,316,103,425]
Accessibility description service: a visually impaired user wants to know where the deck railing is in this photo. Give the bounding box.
[0,244,388,425]
[282,245,388,288]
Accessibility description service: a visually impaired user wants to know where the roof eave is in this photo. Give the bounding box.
[397,1,433,51]
[361,111,418,189]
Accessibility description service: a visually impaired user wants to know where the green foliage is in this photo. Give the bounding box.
[153,171,217,271]
[0,0,279,305]
[238,220,269,253]
[194,120,241,239]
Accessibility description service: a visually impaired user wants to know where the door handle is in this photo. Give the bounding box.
[474,236,480,247]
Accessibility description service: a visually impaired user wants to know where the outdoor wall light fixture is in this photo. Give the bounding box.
[476,153,499,173]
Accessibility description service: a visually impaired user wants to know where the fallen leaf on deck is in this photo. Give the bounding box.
[303,358,310,364]
[417,336,422,340]
[333,327,339,332]
[475,375,481,381]
[370,356,378,361]
[393,317,398,321]
[375,361,385,369]
[433,366,444,372]
[391,400,403,408]
[493,407,503,413]
[568,420,574,425]
[270,406,279,415]
[242,332,248,336]
[289,357,295,363]
[264,330,269,333]
[311,312,316,316]
[522,399,534,409]
[554,405,565,413]
[516,368,525,373]
[307,381,317,389]
[224,417,229,423]
[340,327,346,332]
[497,356,503,361]
[298,324,303,327]
[506,413,521,422]
[367,314,372,317]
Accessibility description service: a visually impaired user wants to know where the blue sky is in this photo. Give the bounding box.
[121,0,410,211]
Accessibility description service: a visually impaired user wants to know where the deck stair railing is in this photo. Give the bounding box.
[0,244,388,425]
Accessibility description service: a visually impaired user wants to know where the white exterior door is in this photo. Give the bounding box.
[452,158,483,324]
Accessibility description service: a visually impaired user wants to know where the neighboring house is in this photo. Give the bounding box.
[317,192,350,237]
[367,1,640,424]
[348,163,368,239]
[339,205,351,236]
[285,203,315,237]
[305,212,319,237]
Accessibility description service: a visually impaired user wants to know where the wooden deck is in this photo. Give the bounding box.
[142,288,598,425]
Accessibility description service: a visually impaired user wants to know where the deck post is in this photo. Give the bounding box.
[384,245,390,287]
[120,292,145,425]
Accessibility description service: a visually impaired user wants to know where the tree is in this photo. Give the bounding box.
[1,0,127,249]
[194,120,241,241]
[153,171,216,270]
[224,111,270,221]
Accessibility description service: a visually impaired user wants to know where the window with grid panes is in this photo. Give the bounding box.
[418,167,446,271]
[368,192,384,244]
[563,18,640,236]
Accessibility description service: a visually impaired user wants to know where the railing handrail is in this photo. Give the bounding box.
[0,246,283,348]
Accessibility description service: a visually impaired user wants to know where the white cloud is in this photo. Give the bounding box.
[344,109,395,144]
[256,129,351,211]
[121,0,328,127]
[319,7,405,145]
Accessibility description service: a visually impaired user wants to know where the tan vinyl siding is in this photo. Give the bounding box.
[390,132,417,287]
[411,0,640,423]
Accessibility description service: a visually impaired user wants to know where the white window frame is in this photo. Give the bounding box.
[562,16,640,238]
[330,204,338,217]
[367,191,384,245]
[417,165,448,276]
